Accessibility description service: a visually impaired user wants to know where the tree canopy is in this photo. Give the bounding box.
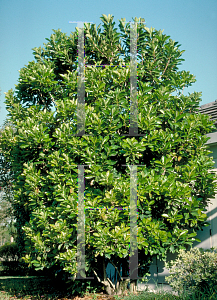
[0,14,216,295]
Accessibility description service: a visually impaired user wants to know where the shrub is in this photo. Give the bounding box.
[165,246,217,296]
[0,242,20,261]
[0,242,47,275]
[0,242,20,275]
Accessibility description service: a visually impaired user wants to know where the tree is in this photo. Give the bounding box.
[0,189,14,245]
[0,14,216,295]
[0,120,17,244]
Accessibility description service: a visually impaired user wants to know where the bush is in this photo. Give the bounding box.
[165,246,217,296]
[0,242,49,276]
[0,242,21,275]
[0,242,20,261]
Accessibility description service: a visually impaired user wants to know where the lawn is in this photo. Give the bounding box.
[0,275,216,300]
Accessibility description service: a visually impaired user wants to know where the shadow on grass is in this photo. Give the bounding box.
[0,275,72,299]
[0,275,216,300]
[0,276,50,293]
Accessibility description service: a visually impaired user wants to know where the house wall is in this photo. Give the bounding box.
[208,144,217,168]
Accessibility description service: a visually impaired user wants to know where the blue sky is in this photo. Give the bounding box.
[0,0,217,126]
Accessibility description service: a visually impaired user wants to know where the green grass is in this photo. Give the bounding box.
[122,287,217,300]
[0,275,216,300]
[0,275,75,300]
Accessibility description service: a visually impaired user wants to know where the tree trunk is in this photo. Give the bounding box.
[115,278,130,295]
[93,255,116,295]
[93,255,131,296]
[130,279,137,293]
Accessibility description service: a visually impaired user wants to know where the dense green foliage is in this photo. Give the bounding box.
[0,14,216,294]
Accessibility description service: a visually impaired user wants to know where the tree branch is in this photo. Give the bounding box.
[93,269,102,283]
[162,57,171,77]
[93,269,115,290]
[107,259,123,281]
[49,93,56,105]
